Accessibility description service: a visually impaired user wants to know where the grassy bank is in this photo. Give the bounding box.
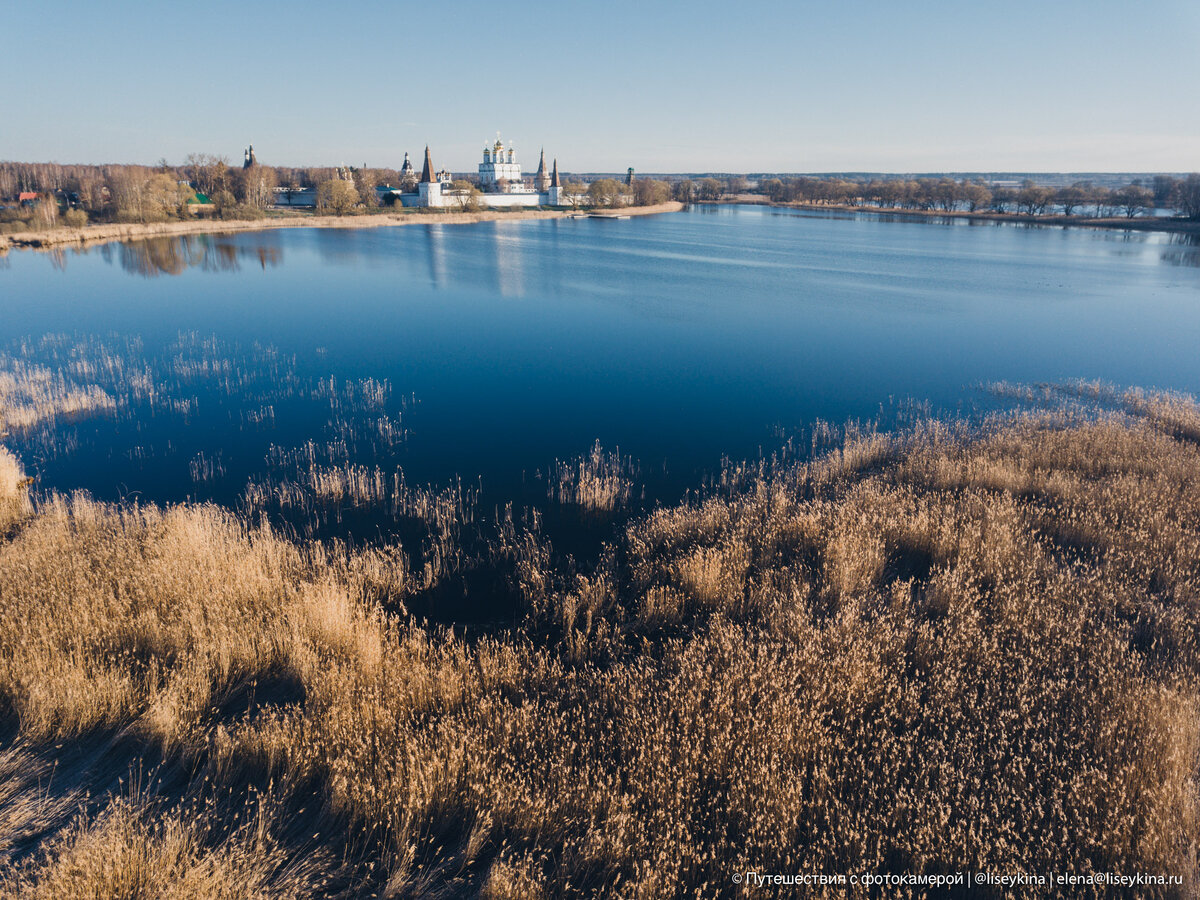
[1,385,1198,897]
[0,202,684,254]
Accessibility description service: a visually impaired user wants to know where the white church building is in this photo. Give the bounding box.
[389,137,567,208]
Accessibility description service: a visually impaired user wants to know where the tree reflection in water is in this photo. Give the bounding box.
[98,234,283,277]
[1161,231,1200,268]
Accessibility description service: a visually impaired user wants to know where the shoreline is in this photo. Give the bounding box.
[719,197,1200,234]
[0,201,684,253]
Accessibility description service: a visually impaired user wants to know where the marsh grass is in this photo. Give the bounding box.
[548,440,641,513]
[0,333,406,455]
[189,450,227,484]
[2,393,1200,897]
[0,359,117,434]
[0,449,30,534]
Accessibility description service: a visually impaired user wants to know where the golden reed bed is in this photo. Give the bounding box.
[1,386,1198,897]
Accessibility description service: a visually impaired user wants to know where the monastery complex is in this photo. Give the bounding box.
[391,137,567,208]
[268,135,571,209]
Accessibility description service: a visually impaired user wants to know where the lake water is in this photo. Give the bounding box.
[2,204,1199,539]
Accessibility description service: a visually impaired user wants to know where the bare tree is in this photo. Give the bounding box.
[317,179,358,216]
[1016,185,1054,216]
[962,182,992,212]
[449,180,483,211]
[989,187,1015,213]
[1056,186,1087,217]
[1113,185,1153,218]
[353,168,381,208]
[697,178,723,202]
[929,179,955,211]
[673,180,696,204]
[72,169,105,211]
[587,179,623,209]
[1173,174,1200,220]
[1153,175,1178,209]
[238,165,278,210]
[1090,187,1118,218]
[564,180,587,210]
[182,153,230,196]
[633,179,671,206]
[33,193,59,229]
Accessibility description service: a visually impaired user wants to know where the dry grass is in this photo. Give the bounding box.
[6,788,335,900]
[548,441,640,512]
[0,449,30,534]
[2,395,1200,897]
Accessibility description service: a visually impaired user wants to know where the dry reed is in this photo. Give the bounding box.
[0,449,30,533]
[2,394,1200,897]
[548,441,639,512]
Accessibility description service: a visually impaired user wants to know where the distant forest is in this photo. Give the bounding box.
[2,156,1198,233]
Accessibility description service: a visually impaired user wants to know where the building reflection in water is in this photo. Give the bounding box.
[425,224,448,287]
[492,224,527,298]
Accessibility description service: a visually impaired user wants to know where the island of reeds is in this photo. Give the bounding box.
[1,374,1198,897]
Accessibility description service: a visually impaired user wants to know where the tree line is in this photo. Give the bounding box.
[625,173,1200,220]
[755,174,1200,219]
[0,157,410,231]
[7,156,1197,227]
[0,157,682,227]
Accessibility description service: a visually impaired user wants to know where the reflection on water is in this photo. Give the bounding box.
[58,213,1199,284]
[1,204,1198,533]
[94,235,284,277]
[493,225,527,297]
[778,205,1196,239]
[1161,232,1200,268]
[426,224,448,287]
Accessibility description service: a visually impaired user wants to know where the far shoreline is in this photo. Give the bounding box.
[716,197,1200,235]
[0,202,684,254]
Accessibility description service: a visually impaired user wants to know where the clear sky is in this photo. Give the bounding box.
[3,0,1198,173]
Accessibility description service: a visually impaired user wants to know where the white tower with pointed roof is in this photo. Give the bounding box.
[534,149,551,192]
[417,146,448,207]
[548,159,565,206]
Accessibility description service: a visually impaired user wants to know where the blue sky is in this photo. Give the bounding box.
[3,0,1198,172]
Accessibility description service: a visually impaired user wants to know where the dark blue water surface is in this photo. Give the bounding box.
[2,205,1199,521]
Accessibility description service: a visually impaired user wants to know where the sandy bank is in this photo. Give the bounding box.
[0,202,684,253]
